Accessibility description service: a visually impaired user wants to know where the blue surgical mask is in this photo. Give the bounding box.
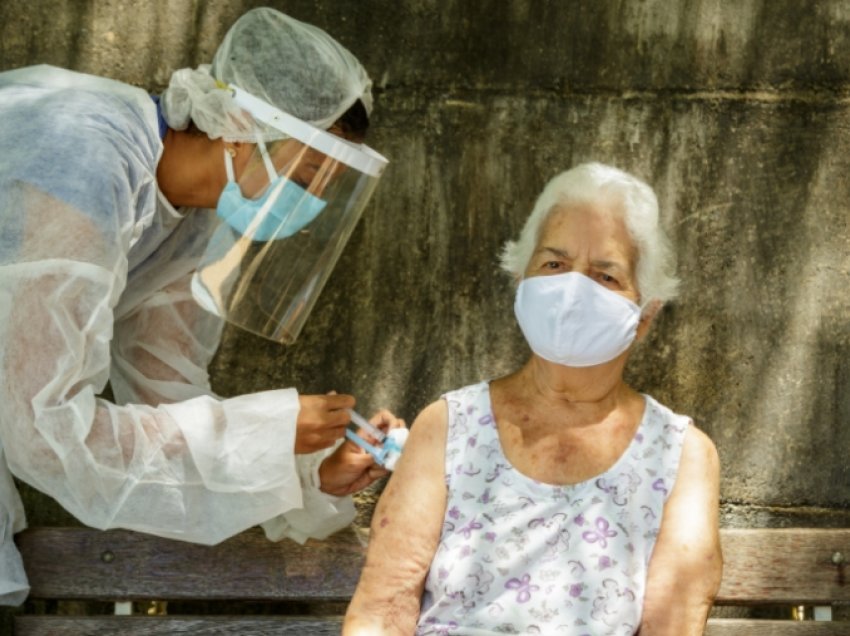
[215,146,327,241]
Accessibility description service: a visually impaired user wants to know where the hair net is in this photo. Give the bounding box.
[161,7,373,142]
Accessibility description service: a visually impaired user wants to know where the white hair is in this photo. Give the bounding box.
[500,162,679,305]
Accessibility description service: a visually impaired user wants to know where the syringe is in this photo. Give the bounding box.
[345,409,407,471]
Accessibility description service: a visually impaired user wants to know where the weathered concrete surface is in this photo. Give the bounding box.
[217,92,850,516]
[6,1,850,93]
[1,0,848,537]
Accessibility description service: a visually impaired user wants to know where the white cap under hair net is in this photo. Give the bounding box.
[161,7,373,142]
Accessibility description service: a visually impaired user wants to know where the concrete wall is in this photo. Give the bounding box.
[1,0,848,536]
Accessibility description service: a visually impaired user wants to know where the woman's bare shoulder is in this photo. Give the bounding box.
[408,398,449,441]
[681,422,720,478]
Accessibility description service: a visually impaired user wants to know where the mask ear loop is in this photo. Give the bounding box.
[638,297,661,321]
[223,148,236,183]
[256,137,279,183]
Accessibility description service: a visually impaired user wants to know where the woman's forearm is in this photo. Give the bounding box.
[639,588,716,635]
[344,561,424,635]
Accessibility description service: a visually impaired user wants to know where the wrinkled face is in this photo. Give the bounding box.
[524,200,640,304]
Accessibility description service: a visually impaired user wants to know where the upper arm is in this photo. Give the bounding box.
[368,399,448,567]
[640,425,722,635]
[344,399,449,635]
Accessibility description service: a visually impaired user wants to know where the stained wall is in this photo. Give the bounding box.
[2,0,848,539]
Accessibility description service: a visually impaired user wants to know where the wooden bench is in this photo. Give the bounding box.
[12,526,850,634]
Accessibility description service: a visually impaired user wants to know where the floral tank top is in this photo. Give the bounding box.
[416,381,690,635]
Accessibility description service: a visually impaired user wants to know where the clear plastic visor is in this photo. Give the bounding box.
[239,136,345,203]
[191,94,387,344]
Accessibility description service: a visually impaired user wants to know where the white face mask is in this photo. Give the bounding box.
[513,272,641,367]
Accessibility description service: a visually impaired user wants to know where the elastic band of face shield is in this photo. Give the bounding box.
[225,84,386,178]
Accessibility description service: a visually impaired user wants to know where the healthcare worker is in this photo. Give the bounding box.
[0,7,397,605]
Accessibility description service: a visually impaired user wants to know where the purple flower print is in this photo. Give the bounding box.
[568,560,586,576]
[505,574,539,603]
[478,413,495,427]
[653,478,668,495]
[569,583,583,598]
[467,436,477,448]
[595,471,641,506]
[518,496,536,509]
[448,506,461,520]
[478,488,493,504]
[452,414,470,436]
[485,601,505,618]
[664,420,686,435]
[528,600,558,623]
[484,531,497,542]
[574,513,585,526]
[582,517,618,548]
[458,517,483,539]
[434,622,459,635]
[598,555,613,570]
[531,512,567,530]
[485,463,505,482]
[477,439,500,459]
[468,562,494,594]
[544,524,571,557]
[591,579,636,627]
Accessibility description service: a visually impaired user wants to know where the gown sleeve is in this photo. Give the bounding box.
[111,226,357,543]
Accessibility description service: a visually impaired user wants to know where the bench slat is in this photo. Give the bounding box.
[14,616,342,636]
[716,529,850,605]
[705,619,850,635]
[16,526,366,601]
[17,526,850,617]
[15,616,850,636]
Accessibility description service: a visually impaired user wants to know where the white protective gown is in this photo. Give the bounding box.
[0,65,354,606]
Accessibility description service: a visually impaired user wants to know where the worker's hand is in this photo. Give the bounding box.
[295,393,355,454]
[318,409,406,496]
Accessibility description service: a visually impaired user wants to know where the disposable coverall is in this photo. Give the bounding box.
[0,64,355,606]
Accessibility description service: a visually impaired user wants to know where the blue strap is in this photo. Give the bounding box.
[149,94,168,140]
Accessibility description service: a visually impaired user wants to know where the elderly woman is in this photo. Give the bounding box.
[344,163,722,635]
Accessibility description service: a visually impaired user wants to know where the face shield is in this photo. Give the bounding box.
[191,85,388,344]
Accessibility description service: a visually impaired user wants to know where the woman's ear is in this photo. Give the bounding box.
[636,299,662,341]
[223,141,248,157]
[221,141,255,182]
